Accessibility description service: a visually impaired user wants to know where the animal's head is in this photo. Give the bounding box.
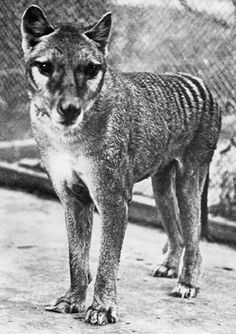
[21,5,112,130]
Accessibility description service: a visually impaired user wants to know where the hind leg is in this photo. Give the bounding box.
[172,160,209,298]
[152,162,184,278]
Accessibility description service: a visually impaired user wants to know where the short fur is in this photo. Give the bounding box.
[21,6,221,325]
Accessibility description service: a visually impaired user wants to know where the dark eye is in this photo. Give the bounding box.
[85,63,101,78]
[35,61,54,76]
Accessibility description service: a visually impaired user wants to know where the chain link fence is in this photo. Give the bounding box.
[0,0,111,141]
[111,0,236,112]
[0,0,235,142]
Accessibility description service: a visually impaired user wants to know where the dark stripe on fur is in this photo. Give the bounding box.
[175,75,200,111]
[170,77,193,126]
[180,73,207,110]
[205,86,214,117]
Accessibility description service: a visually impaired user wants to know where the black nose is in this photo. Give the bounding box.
[58,104,81,126]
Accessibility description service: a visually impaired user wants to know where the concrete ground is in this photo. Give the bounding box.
[0,188,236,334]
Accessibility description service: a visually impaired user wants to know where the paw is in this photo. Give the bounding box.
[172,283,199,298]
[85,305,117,325]
[153,265,178,278]
[45,294,85,314]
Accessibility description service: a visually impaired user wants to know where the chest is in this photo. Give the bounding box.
[49,149,95,188]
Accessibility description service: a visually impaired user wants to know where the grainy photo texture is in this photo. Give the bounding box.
[0,1,235,333]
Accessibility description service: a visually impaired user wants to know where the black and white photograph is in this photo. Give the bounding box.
[0,0,235,333]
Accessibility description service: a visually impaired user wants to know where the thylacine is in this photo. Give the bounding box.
[21,6,221,325]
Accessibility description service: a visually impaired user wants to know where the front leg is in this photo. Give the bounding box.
[46,183,94,314]
[86,195,128,325]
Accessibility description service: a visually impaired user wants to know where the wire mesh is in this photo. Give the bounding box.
[0,0,235,141]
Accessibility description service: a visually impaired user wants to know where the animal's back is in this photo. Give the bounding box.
[104,70,221,179]
[121,70,220,137]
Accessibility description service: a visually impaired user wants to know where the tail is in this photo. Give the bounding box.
[200,171,212,241]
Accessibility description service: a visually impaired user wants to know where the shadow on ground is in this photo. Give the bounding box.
[0,188,236,334]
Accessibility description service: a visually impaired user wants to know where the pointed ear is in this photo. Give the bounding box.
[21,5,55,54]
[84,12,112,53]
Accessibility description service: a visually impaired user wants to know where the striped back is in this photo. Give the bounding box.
[165,72,214,122]
[122,70,219,132]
